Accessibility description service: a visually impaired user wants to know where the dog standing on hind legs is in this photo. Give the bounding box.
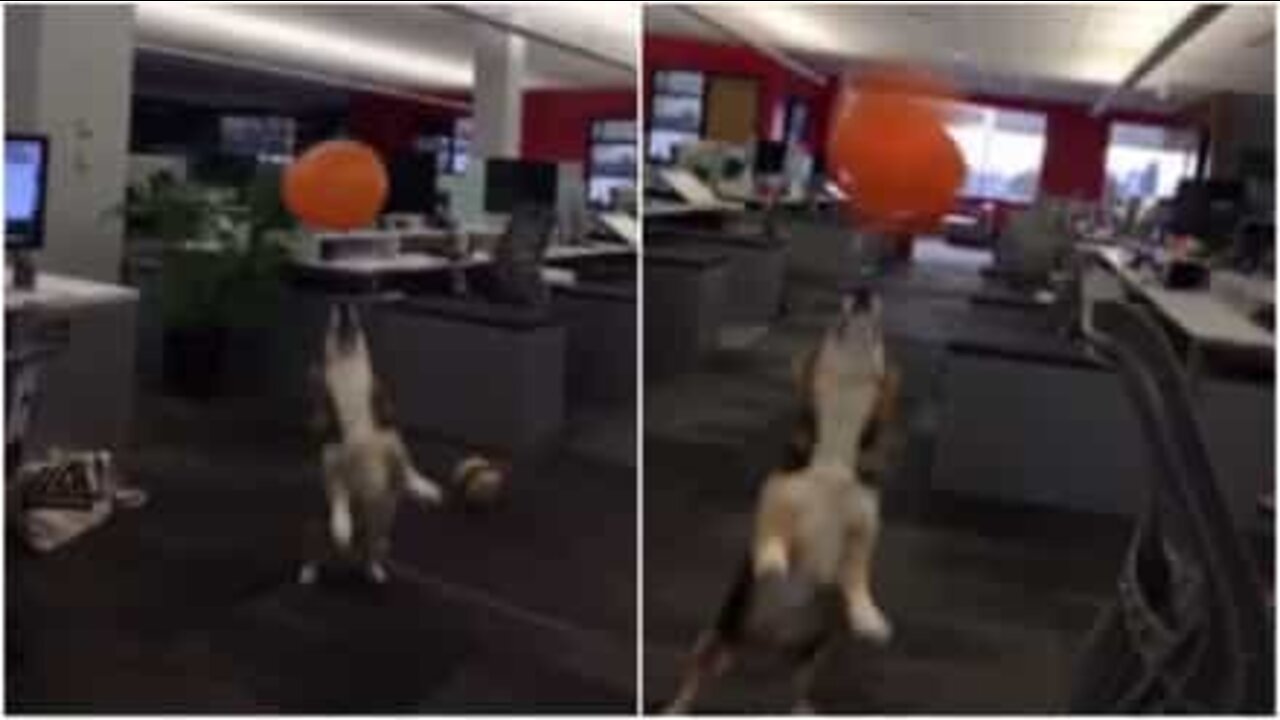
[298,302,443,586]
[666,290,897,713]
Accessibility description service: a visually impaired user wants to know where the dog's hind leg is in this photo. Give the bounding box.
[300,445,349,584]
[665,631,736,714]
[321,444,355,551]
[666,556,756,713]
[360,488,397,584]
[841,496,891,645]
[790,636,835,714]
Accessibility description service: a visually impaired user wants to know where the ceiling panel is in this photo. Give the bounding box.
[467,3,638,72]
[133,50,350,112]
[646,3,1266,107]
[134,3,637,97]
[1143,4,1275,97]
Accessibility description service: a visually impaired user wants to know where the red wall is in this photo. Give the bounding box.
[644,34,835,151]
[347,91,468,158]
[642,34,1198,207]
[521,88,636,163]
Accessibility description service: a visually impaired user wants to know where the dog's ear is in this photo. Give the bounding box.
[875,365,900,427]
[792,345,818,404]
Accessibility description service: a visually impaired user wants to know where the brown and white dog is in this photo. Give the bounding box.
[666,290,898,713]
[299,302,443,585]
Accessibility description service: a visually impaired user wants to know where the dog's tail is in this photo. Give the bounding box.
[713,554,756,646]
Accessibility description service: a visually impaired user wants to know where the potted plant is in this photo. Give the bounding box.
[120,171,212,248]
[121,169,295,398]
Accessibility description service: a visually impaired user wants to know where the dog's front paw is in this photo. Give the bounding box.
[754,538,790,578]
[848,598,892,645]
[407,472,444,506]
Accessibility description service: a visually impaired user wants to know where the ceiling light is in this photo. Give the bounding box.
[135,4,474,90]
[728,5,845,56]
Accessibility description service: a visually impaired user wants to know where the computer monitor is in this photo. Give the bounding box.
[219,115,296,158]
[1170,179,1245,249]
[754,140,787,175]
[6,134,49,251]
[484,158,557,213]
[385,152,439,215]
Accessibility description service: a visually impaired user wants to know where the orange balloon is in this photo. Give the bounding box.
[283,140,388,231]
[827,67,966,236]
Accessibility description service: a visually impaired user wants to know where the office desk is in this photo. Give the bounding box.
[6,274,138,311]
[648,229,786,330]
[367,296,566,454]
[644,247,729,378]
[544,243,635,262]
[1083,246,1273,368]
[552,279,636,406]
[927,291,1272,530]
[1211,270,1274,313]
[284,242,634,295]
[277,243,635,448]
[5,274,138,460]
[644,200,745,219]
[289,243,631,276]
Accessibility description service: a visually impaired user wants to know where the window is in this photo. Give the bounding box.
[219,115,296,162]
[451,118,471,175]
[588,118,637,208]
[942,103,1047,202]
[1105,122,1198,202]
[414,135,451,172]
[648,70,704,164]
[783,98,809,146]
[414,116,472,175]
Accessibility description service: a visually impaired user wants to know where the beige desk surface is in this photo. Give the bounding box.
[1086,245,1273,351]
[6,273,139,312]
[290,242,632,277]
[644,200,746,218]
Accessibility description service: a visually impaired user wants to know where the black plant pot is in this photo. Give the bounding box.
[162,325,227,399]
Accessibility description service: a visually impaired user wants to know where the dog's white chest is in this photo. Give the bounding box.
[325,351,376,439]
[794,474,877,584]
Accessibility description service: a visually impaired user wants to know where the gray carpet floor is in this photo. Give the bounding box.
[642,234,1135,713]
[8,393,638,713]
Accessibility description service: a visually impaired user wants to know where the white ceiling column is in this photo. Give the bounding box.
[5,4,136,281]
[472,22,527,159]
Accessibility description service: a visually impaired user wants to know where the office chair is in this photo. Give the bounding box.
[990,204,1072,290]
[1070,300,1272,713]
[488,203,557,307]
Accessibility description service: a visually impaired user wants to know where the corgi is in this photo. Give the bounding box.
[298,302,443,585]
[666,290,895,713]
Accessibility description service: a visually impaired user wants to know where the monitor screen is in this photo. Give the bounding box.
[1171,179,1245,242]
[384,152,438,215]
[6,134,49,250]
[219,115,295,158]
[484,158,557,213]
[754,140,787,175]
